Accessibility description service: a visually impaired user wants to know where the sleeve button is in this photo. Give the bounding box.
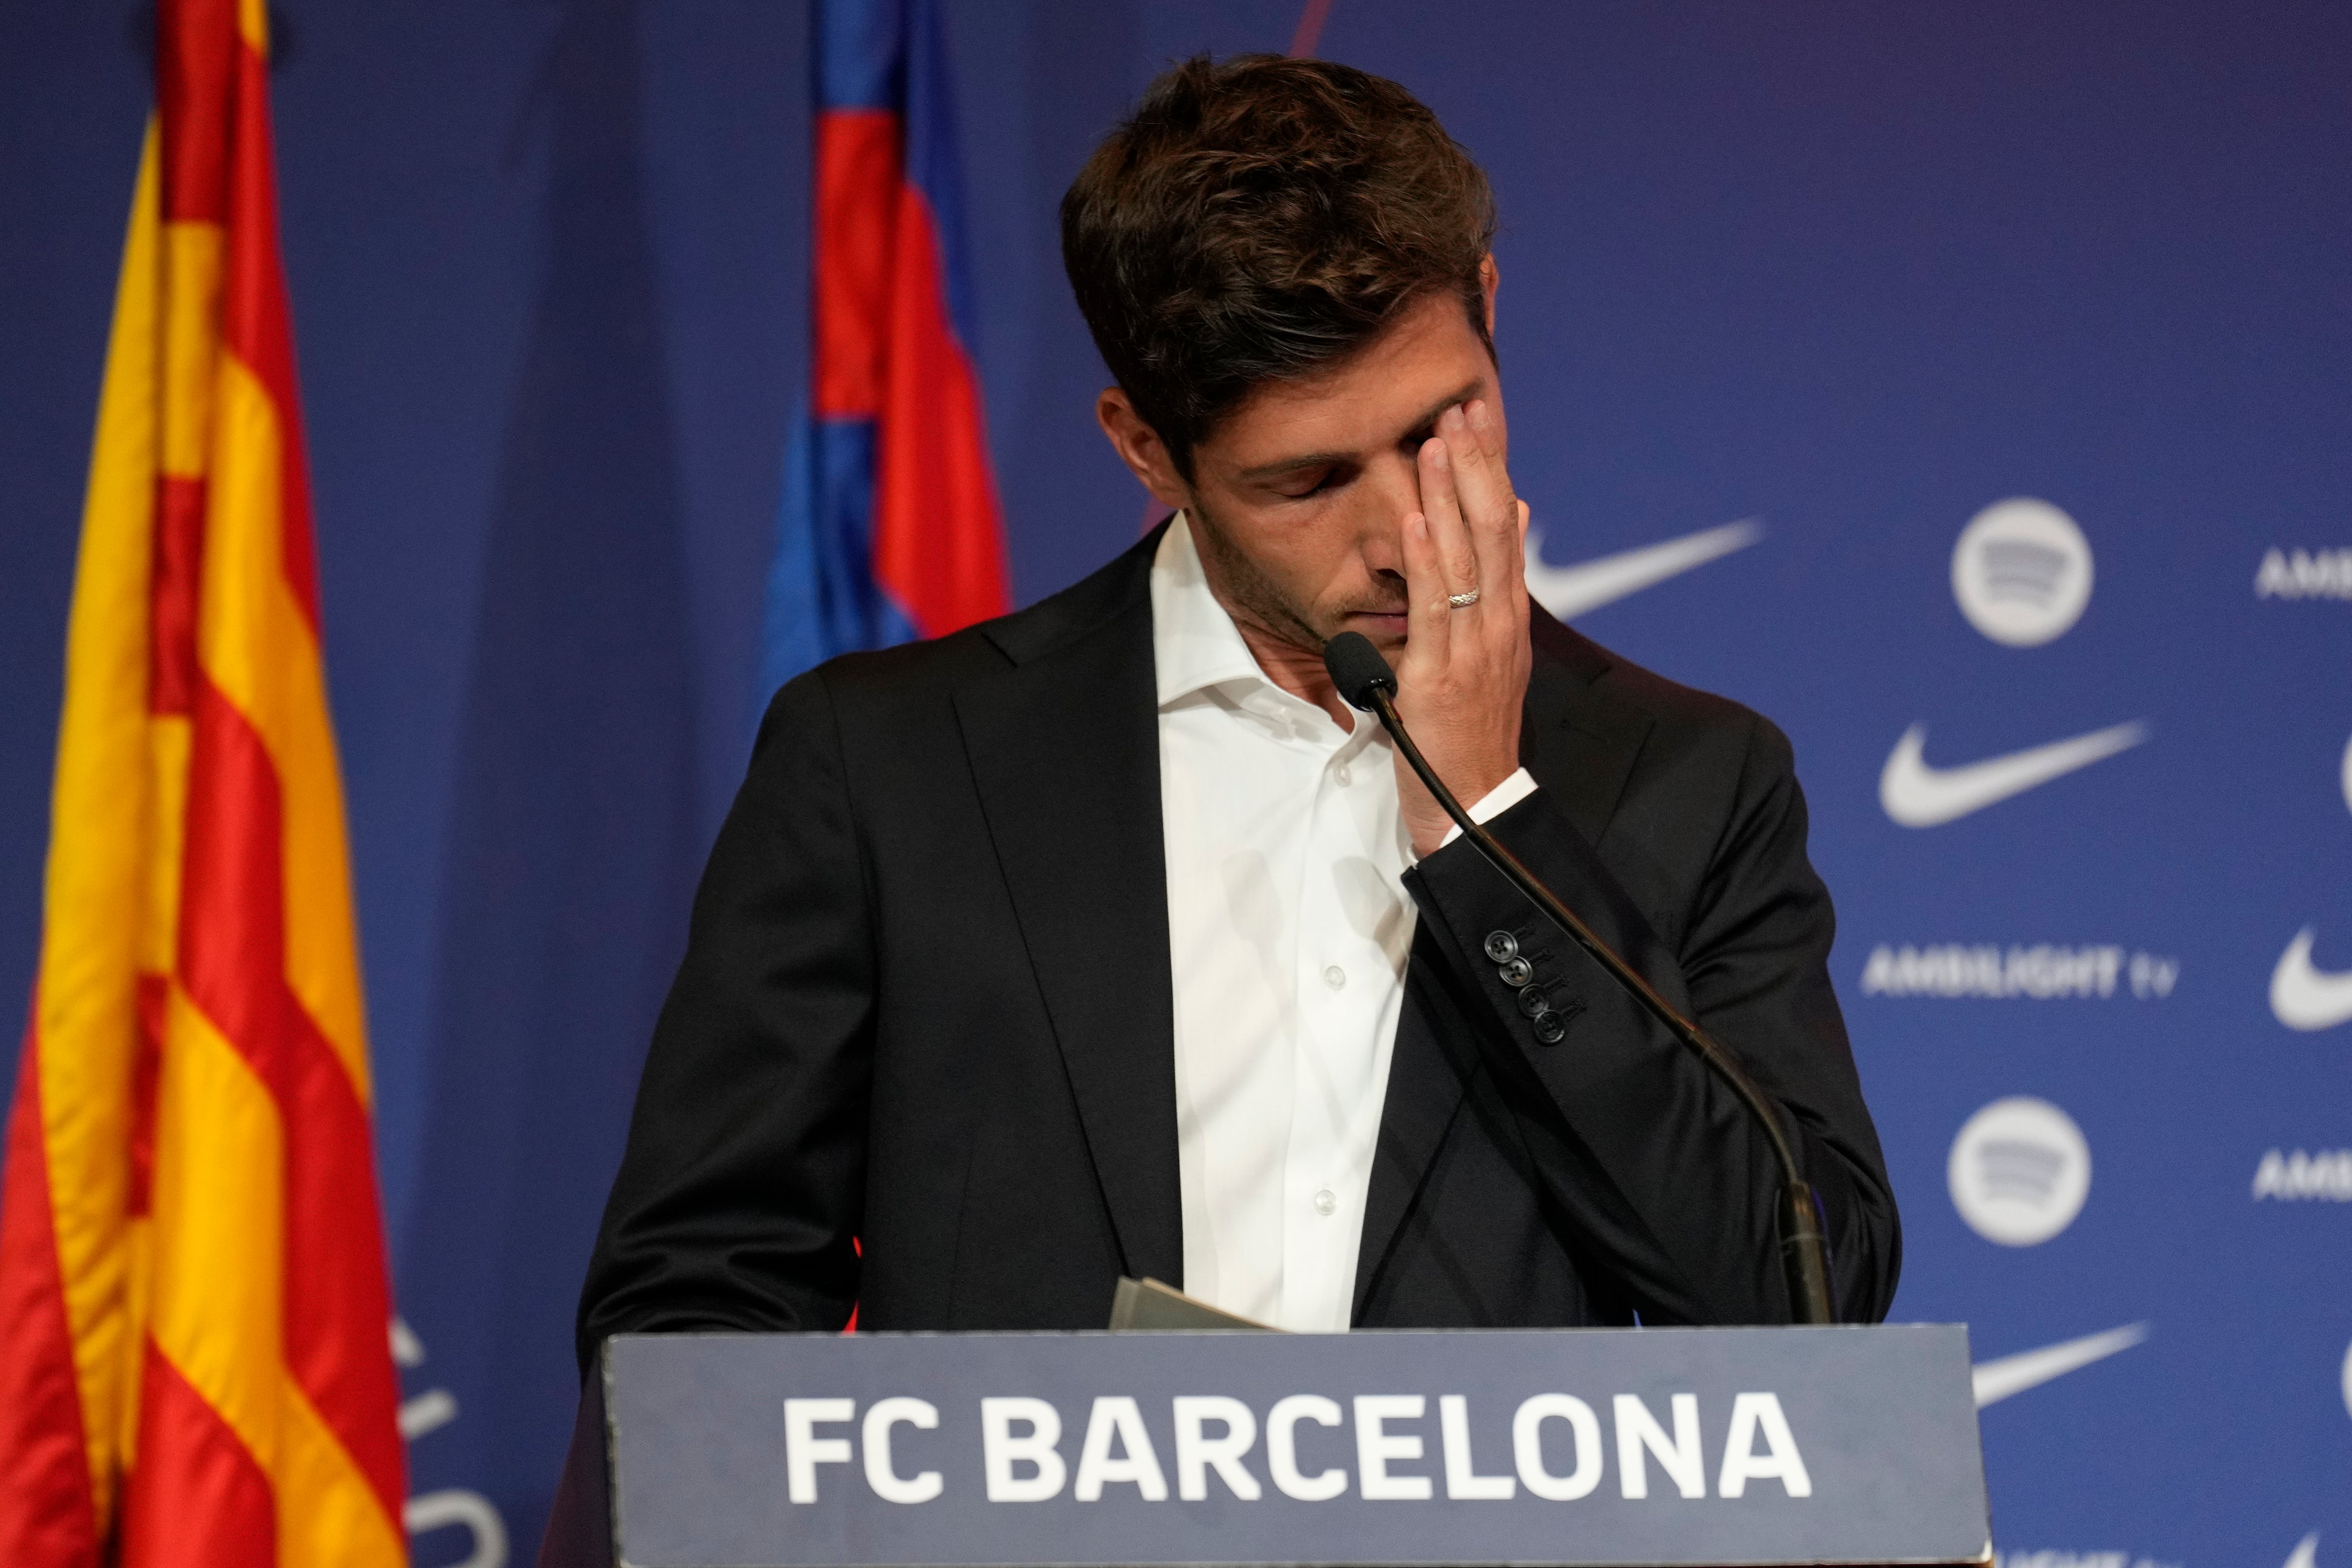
[1517,984,1551,1018]
[1497,956,1534,987]
[1531,1011,1568,1045]
[1483,931,1519,963]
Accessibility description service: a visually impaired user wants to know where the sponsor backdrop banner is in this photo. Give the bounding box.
[1,2,2345,1565]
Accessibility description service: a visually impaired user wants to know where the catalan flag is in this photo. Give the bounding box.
[0,0,405,1562]
[757,0,1012,698]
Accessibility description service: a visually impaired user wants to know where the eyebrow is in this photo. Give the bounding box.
[1233,380,1489,481]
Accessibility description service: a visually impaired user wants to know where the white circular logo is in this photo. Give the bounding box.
[1951,498,2094,646]
[2342,1335,2351,1421]
[2339,731,2351,817]
[1948,1096,2091,1246]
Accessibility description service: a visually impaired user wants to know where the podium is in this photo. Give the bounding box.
[540,1325,1989,1567]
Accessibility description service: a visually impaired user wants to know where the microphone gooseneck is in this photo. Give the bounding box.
[1321,632,1836,1326]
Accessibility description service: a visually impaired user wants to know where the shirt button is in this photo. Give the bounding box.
[1313,1189,1337,1216]
[1334,763,1352,786]
[1483,931,1519,963]
[1323,965,1347,990]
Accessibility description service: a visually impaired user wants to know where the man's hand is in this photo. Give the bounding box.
[1391,399,1532,859]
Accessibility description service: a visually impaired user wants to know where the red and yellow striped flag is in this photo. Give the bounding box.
[0,0,406,1561]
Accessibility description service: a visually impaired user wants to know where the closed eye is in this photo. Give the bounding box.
[1273,464,1351,500]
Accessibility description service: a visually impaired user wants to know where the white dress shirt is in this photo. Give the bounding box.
[1152,515,1534,1330]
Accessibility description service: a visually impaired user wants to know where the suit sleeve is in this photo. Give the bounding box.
[1402,714,1900,1325]
[574,670,873,1373]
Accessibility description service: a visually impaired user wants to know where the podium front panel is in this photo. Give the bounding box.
[602,1325,1987,1567]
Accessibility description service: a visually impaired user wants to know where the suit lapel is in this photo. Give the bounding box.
[1353,936,1478,1319]
[952,550,1183,1286]
[1521,614,1653,845]
[1355,611,1654,1312]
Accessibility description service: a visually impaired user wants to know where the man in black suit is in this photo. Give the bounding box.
[577,55,1897,1363]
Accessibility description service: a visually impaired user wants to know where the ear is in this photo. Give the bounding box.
[1479,253,1499,337]
[1096,388,1191,509]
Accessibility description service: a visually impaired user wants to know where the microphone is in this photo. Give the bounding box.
[1323,632,1836,1326]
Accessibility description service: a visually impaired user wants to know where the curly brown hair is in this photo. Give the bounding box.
[1061,54,1499,478]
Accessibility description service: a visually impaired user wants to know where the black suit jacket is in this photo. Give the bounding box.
[576,528,1898,1368]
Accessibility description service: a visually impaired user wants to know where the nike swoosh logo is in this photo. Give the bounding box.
[1880,720,2150,827]
[2272,928,2352,1031]
[2287,1534,2320,1568]
[1972,1322,2148,1408]
[1523,518,1764,620]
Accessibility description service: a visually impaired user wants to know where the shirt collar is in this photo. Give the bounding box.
[1150,512,1281,708]
[1149,513,1373,750]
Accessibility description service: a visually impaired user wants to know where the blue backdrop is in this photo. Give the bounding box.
[3,2,2347,1563]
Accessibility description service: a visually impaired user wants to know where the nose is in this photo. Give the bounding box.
[1355,451,1424,575]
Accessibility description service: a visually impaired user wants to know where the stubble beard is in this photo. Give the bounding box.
[1183,498,1336,657]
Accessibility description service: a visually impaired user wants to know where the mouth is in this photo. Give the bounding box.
[1345,608,1411,639]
